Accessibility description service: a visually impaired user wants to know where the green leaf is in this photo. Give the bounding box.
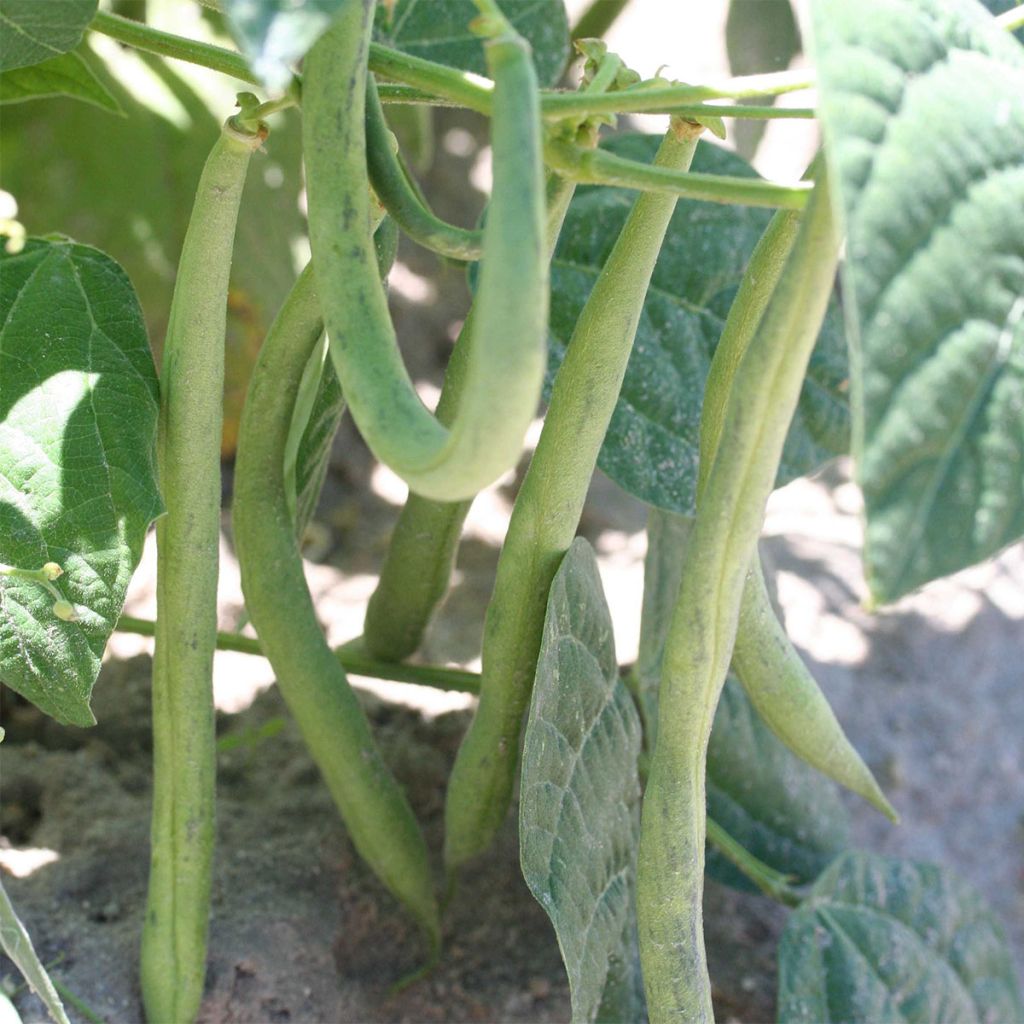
[520,538,645,1024]
[222,0,344,92]
[0,0,97,72]
[375,0,571,88]
[0,238,162,726]
[634,508,849,892]
[778,850,1023,1023]
[725,0,802,159]
[0,879,70,1024]
[548,135,850,517]
[811,0,1024,602]
[0,49,122,113]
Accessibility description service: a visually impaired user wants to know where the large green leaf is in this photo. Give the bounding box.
[633,508,849,892]
[811,0,1024,602]
[549,135,850,516]
[778,850,1023,1022]
[0,49,121,113]
[223,0,344,91]
[0,0,97,72]
[375,0,570,87]
[0,238,162,726]
[520,538,645,1024]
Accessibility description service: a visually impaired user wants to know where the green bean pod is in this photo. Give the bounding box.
[444,121,705,872]
[365,76,484,261]
[362,173,578,663]
[697,202,896,822]
[302,0,546,503]
[142,115,264,1024]
[232,264,440,952]
[637,167,839,1023]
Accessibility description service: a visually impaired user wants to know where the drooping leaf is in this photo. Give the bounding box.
[811,0,1024,602]
[725,0,802,159]
[778,850,1023,1023]
[222,0,344,91]
[0,879,70,1024]
[549,135,850,517]
[520,538,645,1024]
[0,0,97,72]
[0,48,122,113]
[0,238,162,726]
[633,508,849,892]
[375,0,570,88]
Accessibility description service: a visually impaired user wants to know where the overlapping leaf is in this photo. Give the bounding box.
[0,0,97,72]
[520,538,644,1024]
[812,0,1024,601]
[375,0,570,87]
[778,851,1022,1022]
[549,136,850,516]
[0,239,161,726]
[0,48,121,113]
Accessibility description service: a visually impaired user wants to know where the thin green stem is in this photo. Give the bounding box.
[546,139,811,208]
[705,818,802,907]
[90,10,260,84]
[369,41,494,113]
[115,615,481,694]
[572,0,634,41]
[996,4,1024,30]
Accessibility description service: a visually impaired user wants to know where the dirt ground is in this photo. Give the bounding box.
[3,4,1023,1019]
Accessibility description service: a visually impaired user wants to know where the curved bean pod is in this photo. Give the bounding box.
[232,263,440,951]
[444,121,705,872]
[302,0,546,503]
[637,167,840,1023]
[362,173,578,663]
[365,76,484,261]
[142,114,265,1024]
[697,204,896,821]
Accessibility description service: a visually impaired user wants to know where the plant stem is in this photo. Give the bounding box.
[705,818,802,907]
[142,115,264,1024]
[636,166,839,1023]
[369,41,494,113]
[115,615,481,693]
[572,0,634,41]
[444,119,705,873]
[90,10,259,84]
[545,139,811,208]
[997,4,1024,30]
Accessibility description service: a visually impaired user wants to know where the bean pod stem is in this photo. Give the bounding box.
[142,115,264,1024]
[637,166,839,1023]
[232,264,440,952]
[302,0,546,502]
[444,121,704,872]
[698,202,896,821]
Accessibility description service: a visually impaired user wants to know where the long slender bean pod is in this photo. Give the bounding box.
[303,0,546,502]
[365,76,483,261]
[362,172,578,662]
[696,206,896,821]
[142,112,265,1024]
[233,264,440,951]
[636,166,839,1023]
[444,120,705,872]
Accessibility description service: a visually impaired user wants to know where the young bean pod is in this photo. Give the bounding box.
[232,264,440,952]
[365,76,484,262]
[444,121,705,873]
[302,0,546,503]
[697,202,896,822]
[637,167,839,1023]
[141,112,265,1024]
[362,173,578,662]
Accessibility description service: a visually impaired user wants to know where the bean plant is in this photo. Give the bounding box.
[0,0,1022,1021]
